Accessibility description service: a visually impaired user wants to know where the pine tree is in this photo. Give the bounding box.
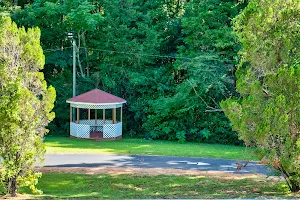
[0,17,55,196]
[221,0,300,192]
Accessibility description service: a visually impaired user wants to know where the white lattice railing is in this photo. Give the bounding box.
[103,122,122,138]
[80,119,113,126]
[70,122,90,138]
[70,121,122,139]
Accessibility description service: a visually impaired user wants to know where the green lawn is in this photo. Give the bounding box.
[45,136,258,160]
[2,173,296,199]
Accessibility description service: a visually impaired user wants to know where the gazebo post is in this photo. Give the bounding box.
[103,109,105,124]
[120,107,122,122]
[70,105,72,122]
[95,109,97,125]
[112,108,116,124]
[77,107,79,123]
[88,108,90,121]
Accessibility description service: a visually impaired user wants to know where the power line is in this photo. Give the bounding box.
[90,37,163,46]
[43,46,184,60]
[84,47,181,59]
[43,47,72,53]
[42,46,217,61]
[82,47,216,61]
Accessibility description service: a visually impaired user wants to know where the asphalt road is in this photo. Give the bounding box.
[43,154,272,175]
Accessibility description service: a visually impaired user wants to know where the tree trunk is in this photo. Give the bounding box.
[14,0,18,6]
[290,180,300,193]
[121,0,126,8]
[81,32,89,77]
[8,177,17,197]
[77,32,85,78]
[280,166,300,193]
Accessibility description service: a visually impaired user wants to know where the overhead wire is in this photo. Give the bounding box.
[83,47,187,60]
[43,46,216,61]
[43,47,72,53]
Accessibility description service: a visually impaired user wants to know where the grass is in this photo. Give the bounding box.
[1,173,297,199]
[45,136,258,160]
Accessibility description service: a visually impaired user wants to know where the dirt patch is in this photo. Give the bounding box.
[0,194,36,200]
[39,166,271,180]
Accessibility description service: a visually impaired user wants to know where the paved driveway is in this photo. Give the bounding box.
[44,154,272,175]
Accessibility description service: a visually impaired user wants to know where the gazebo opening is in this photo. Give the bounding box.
[66,89,126,140]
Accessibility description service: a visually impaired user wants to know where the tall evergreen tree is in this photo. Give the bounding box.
[0,16,55,196]
[221,0,300,191]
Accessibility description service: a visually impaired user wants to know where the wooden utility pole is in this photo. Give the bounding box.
[68,32,76,121]
[72,37,76,97]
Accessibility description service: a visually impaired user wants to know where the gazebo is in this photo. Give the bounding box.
[66,89,126,140]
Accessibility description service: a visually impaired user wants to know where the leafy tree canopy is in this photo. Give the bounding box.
[144,0,244,144]
[10,0,245,145]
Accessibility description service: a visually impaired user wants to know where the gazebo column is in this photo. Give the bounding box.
[88,108,90,121]
[70,105,72,122]
[95,109,97,125]
[77,108,80,123]
[112,108,116,124]
[120,107,123,122]
[103,109,106,124]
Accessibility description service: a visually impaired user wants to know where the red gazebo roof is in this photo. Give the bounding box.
[67,89,126,104]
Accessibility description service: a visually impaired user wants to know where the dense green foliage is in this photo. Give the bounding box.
[0,17,55,196]
[221,0,300,192]
[4,0,246,144]
[144,0,243,144]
